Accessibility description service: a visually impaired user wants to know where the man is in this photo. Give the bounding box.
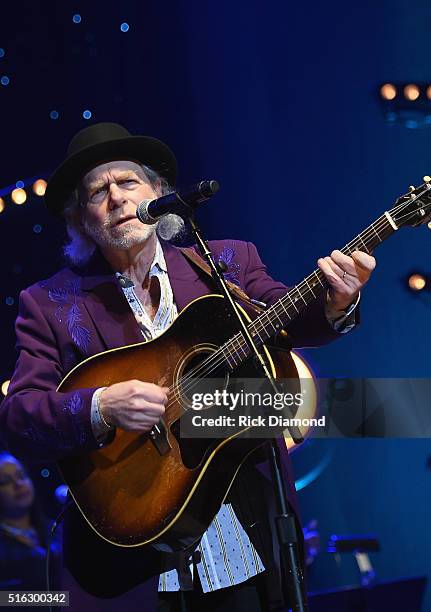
[0,123,375,611]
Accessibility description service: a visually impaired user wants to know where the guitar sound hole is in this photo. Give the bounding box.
[176,346,230,411]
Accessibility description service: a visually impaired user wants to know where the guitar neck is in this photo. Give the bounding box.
[221,210,398,368]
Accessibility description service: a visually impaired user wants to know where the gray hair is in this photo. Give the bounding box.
[62,164,185,266]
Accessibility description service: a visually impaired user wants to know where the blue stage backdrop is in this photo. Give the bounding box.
[1,0,430,609]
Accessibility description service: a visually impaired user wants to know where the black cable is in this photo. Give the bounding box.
[45,500,73,612]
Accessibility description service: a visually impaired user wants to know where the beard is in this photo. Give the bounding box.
[83,215,154,250]
[82,213,185,250]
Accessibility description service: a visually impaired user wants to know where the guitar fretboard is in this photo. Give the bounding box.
[220,211,396,369]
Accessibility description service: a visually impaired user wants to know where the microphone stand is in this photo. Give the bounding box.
[186,213,309,612]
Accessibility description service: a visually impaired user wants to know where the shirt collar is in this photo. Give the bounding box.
[115,238,167,287]
[152,238,168,273]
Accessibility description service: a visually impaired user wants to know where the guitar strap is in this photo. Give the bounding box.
[179,246,293,351]
[179,246,266,315]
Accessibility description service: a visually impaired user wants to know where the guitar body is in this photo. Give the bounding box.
[58,294,299,551]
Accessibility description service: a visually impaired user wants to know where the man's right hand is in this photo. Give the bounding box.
[98,380,169,432]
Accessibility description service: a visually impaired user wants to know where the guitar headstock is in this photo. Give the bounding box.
[391,176,431,228]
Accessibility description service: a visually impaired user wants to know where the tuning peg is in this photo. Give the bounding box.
[409,185,416,192]
[423,175,431,183]
[428,221,431,230]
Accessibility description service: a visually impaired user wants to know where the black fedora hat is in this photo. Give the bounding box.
[45,122,177,214]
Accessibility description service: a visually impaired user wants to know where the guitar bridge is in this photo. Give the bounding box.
[149,420,171,456]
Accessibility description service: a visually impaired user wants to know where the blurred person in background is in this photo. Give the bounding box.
[0,451,61,591]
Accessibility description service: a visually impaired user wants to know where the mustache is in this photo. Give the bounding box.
[82,212,185,242]
[108,213,136,227]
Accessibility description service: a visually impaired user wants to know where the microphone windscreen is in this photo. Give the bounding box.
[136,199,158,225]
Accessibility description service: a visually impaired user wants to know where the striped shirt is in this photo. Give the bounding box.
[116,239,265,593]
[115,239,178,339]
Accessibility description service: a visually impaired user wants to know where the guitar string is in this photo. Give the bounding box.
[216,191,430,351]
[163,203,423,420]
[161,194,430,419]
[163,195,430,419]
[172,196,420,382]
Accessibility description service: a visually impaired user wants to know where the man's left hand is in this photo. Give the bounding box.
[317,249,376,312]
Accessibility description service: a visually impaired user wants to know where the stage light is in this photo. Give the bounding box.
[73,14,81,24]
[380,83,396,100]
[405,119,418,129]
[5,297,14,306]
[0,198,4,213]
[15,180,24,189]
[0,49,5,59]
[11,188,26,205]
[1,380,9,396]
[33,179,47,196]
[50,110,59,120]
[55,484,69,505]
[83,109,92,119]
[379,81,431,128]
[404,84,420,101]
[1,76,9,86]
[120,23,130,32]
[33,224,42,234]
[408,273,426,291]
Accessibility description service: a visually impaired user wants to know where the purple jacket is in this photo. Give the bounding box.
[0,239,342,463]
[0,238,350,604]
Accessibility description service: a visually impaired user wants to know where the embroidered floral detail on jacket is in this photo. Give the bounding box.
[218,245,240,285]
[23,426,46,446]
[62,391,87,444]
[23,423,78,452]
[63,391,83,415]
[47,279,91,354]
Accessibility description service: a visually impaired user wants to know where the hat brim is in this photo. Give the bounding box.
[44,135,177,214]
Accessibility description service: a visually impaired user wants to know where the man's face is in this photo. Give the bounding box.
[79,160,160,253]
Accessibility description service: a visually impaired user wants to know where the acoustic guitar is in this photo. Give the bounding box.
[58,179,431,552]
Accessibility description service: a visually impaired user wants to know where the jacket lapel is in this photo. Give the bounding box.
[79,253,143,351]
[78,242,216,352]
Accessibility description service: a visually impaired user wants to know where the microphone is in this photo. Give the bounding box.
[136,180,219,224]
